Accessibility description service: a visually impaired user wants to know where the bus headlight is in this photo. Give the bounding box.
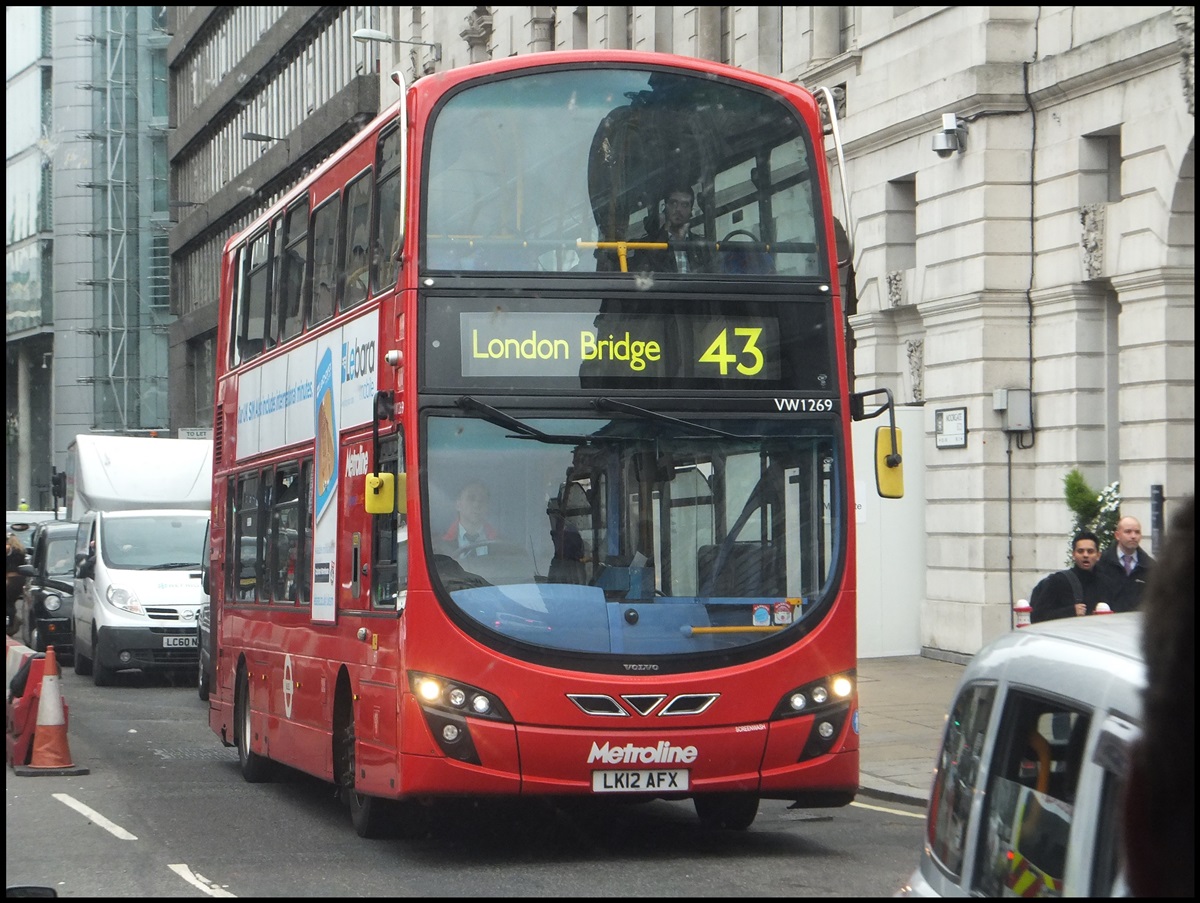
[773,671,855,720]
[408,672,511,723]
[772,671,856,762]
[409,671,512,767]
[106,585,144,614]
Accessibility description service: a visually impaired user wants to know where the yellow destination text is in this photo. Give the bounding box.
[470,328,662,373]
[580,332,661,372]
[472,330,571,362]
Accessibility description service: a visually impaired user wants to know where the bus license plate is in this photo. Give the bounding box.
[592,769,689,792]
[163,635,198,647]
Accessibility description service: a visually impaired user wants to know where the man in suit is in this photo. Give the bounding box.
[1095,515,1155,612]
[441,481,499,556]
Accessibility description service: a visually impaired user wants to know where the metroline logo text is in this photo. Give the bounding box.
[587,741,698,765]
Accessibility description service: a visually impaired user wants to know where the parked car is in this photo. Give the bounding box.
[898,613,1144,898]
[6,510,60,540]
[17,520,79,656]
[197,518,213,701]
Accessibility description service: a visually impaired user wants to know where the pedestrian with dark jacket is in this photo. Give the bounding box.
[1094,515,1154,612]
[6,533,28,637]
[1029,530,1109,622]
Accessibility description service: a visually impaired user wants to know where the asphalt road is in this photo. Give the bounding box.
[7,666,927,897]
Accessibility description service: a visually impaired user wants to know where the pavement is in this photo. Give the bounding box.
[854,652,970,807]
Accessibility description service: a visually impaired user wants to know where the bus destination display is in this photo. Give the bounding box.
[457,310,781,382]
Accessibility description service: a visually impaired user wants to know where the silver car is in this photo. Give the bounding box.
[899,614,1143,898]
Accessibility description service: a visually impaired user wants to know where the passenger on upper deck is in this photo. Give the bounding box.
[636,181,713,274]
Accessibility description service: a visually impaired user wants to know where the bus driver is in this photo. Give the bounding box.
[441,481,499,556]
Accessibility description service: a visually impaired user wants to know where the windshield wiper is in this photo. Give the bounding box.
[456,396,605,445]
[593,397,753,439]
[144,562,200,570]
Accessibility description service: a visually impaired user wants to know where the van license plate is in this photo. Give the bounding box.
[592,769,689,792]
[163,635,198,648]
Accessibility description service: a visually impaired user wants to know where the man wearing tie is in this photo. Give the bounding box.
[441,481,499,556]
[1096,515,1155,612]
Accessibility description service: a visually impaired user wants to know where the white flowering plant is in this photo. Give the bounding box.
[1062,468,1121,563]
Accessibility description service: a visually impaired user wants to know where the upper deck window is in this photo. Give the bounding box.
[424,67,824,278]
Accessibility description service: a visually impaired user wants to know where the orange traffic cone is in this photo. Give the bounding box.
[14,645,90,776]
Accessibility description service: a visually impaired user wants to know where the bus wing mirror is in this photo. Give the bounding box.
[875,426,905,499]
[364,472,395,515]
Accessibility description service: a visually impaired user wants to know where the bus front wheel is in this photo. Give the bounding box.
[694,792,759,830]
[235,665,272,782]
[335,682,391,839]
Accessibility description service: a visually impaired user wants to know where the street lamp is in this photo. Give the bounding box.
[352,27,442,63]
[243,131,283,143]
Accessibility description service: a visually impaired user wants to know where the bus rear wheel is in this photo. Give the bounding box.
[694,792,759,830]
[235,664,271,782]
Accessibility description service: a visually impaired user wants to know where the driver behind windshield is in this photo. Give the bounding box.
[441,480,499,556]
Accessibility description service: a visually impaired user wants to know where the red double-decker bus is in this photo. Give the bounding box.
[206,49,903,837]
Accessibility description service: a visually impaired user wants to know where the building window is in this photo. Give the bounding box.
[886,177,917,273]
[1081,130,1122,204]
[192,333,216,428]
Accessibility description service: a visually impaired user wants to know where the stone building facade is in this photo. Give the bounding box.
[160,6,1193,655]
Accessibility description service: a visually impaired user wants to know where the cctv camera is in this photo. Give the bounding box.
[932,131,959,158]
[931,113,967,158]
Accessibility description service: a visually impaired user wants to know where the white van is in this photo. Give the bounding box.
[899,613,1144,898]
[72,508,209,685]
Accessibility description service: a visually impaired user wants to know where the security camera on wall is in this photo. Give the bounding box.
[932,113,966,158]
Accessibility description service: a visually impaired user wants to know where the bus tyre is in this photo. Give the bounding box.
[694,793,759,830]
[348,788,391,840]
[235,665,271,782]
[335,683,390,838]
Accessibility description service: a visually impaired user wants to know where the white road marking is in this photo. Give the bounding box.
[169,864,237,897]
[851,800,925,819]
[52,793,138,839]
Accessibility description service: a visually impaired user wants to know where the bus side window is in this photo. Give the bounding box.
[278,196,310,341]
[235,472,260,603]
[309,197,339,327]
[374,124,402,292]
[371,433,405,608]
[241,229,273,359]
[342,170,373,310]
[297,458,313,606]
[271,464,302,603]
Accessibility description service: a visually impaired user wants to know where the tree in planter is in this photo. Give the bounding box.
[1062,468,1121,563]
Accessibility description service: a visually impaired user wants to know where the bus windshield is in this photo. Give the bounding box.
[425,414,839,656]
[425,66,824,277]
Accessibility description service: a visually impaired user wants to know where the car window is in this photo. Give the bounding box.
[44,533,77,577]
[927,681,996,877]
[972,691,1091,897]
